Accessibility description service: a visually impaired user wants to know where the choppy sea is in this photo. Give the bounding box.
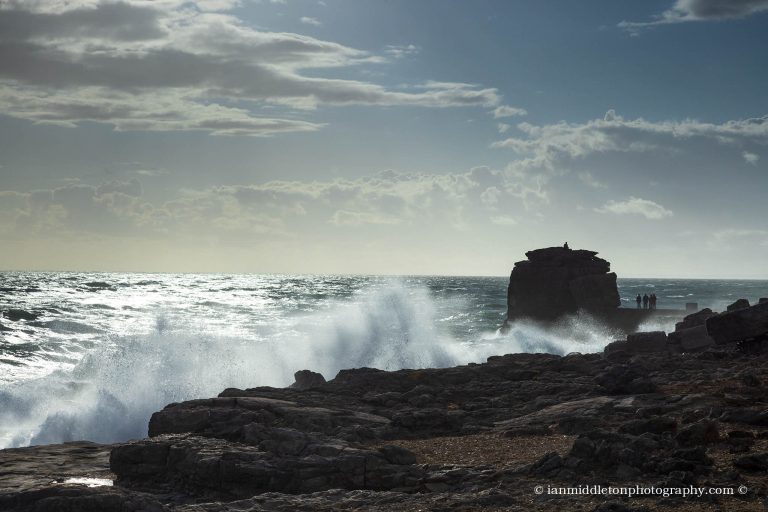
[1,272,767,448]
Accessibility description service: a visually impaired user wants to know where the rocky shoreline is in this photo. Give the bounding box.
[2,320,768,511]
[3,245,768,511]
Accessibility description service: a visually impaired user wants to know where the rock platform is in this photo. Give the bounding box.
[3,343,768,511]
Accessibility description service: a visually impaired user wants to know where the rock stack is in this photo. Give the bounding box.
[506,246,620,322]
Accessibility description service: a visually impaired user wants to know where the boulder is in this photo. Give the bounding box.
[289,370,326,390]
[675,308,715,331]
[604,340,629,355]
[733,452,768,472]
[675,419,720,446]
[706,301,768,345]
[668,325,715,352]
[595,364,656,394]
[625,331,668,353]
[727,299,750,312]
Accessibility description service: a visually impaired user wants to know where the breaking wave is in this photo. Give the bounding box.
[0,284,618,448]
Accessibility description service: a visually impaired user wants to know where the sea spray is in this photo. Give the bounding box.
[0,284,619,448]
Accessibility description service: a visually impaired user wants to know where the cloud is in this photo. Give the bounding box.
[492,105,527,118]
[595,197,673,220]
[713,228,768,240]
[0,168,543,240]
[497,122,510,134]
[619,0,768,33]
[490,215,517,226]
[299,16,321,26]
[743,151,760,165]
[384,44,419,59]
[493,110,768,162]
[577,171,607,189]
[0,1,502,136]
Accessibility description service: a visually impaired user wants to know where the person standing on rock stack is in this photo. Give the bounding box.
[636,294,642,308]
[643,294,649,309]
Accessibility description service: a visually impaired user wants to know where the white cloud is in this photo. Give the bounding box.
[0,1,502,136]
[595,197,673,220]
[743,151,760,165]
[492,105,527,118]
[384,44,419,59]
[490,215,517,226]
[493,110,768,162]
[619,0,768,33]
[0,167,546,240]
[577,171,607,189]
[497,122,510,134]
[300,16,321,26]
[713,228,768,240]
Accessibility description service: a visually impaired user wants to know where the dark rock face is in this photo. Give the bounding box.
[733,452,768,471]
[506,246,620,321]
[289,370,326,390]
[668,325,715,352]
[727,298,751,312]
[706,301,768,345]
[675,308,715,331]
[625,331,668,353]
[111,433,423,499]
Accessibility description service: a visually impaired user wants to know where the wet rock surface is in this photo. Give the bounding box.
[3,346,768,511]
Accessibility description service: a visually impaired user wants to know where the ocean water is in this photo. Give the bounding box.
[1,272,767,448]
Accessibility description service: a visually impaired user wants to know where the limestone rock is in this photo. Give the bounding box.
[625,331,668,353]
[110,434,423,498]
[733,452,768,471]
[727,299,750,312]
[289,370,326,390]
[668,325,715,352]
[675,308,715,331]
[506,246,620,321]
[706,301,768,345]
[675,419,720,446]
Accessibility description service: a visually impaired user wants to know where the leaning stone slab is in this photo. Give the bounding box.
[669,325,715,352]
[675,308,714,331]
[706,302,768,345]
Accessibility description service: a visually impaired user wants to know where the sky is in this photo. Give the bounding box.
[0,0,767,278]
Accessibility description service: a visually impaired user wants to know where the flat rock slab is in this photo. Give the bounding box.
[0,441,113,493]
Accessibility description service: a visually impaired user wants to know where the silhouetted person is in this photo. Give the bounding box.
[642,294,649,309]
[636,294,641,309]
[650,293,657,309]
[563,242,569,249]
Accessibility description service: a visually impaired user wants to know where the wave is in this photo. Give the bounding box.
[28,320,103,334]
[0,284,618,448]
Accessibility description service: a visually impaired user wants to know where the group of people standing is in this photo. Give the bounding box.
[636,293,658,309]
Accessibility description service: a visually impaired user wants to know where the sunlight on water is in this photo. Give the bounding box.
[2,272,768,448]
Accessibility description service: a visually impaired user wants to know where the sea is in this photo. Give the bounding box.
[1,272,768,449]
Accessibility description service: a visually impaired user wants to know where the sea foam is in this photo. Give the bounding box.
[0,284,618,448]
